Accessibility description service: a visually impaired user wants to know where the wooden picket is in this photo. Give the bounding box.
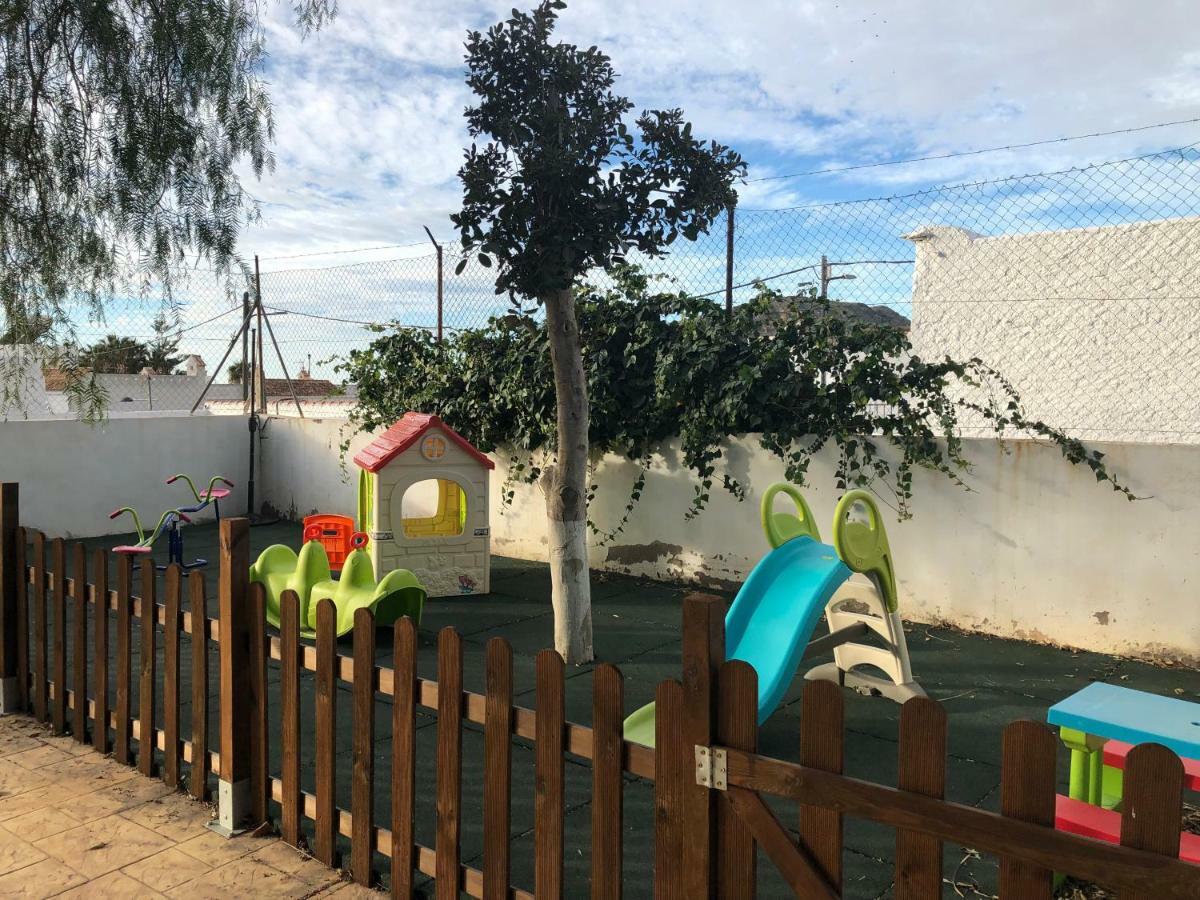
[71,543,87,742]
[51,537,65,734]
[92,549,107,754]
[163,564,182,787]
[483,637,513,899]
[436,626,464,900]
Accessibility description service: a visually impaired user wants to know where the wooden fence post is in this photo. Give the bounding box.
[0,484,18,713]
[681,593,725,898]
[213,517,253,836]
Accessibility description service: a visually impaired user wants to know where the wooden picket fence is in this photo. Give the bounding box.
[2,479,1200,898]
[0,483,217,802]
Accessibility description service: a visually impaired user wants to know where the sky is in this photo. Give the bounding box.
[106,0,1200,382]
[241,0,1200,266]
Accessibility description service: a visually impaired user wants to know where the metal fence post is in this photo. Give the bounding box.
[212,517,255,836]
[424,226,444,343]
[0,483,18,713]
[725,201,736,316]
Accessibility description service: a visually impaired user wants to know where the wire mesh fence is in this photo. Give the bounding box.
[20,143,1200,439]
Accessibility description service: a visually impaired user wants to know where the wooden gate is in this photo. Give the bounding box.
[663,595,1200,899]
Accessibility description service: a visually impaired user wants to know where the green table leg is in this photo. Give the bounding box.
[1059,726,1108,804]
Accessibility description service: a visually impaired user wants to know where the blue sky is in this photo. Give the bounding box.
[240,0,1200,262]
[103,1,1200,380]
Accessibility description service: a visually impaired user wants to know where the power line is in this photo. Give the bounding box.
[748,116,1200,183]
[259,240,439,262]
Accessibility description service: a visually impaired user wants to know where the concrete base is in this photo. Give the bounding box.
[0,676,18,715]
[208,777,250,838]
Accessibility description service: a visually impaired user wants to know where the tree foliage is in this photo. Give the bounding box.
[452,0,744,301]
[340,269,1132,534]
[0,0,335,411]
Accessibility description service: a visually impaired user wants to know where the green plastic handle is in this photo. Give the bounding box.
[760,482,821,548]
[832,490,898,613]
[357,467,372,533]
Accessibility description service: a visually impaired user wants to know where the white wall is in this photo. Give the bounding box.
[906,219,1200,443]
[0,414,248,538]
[254,418,1199,661]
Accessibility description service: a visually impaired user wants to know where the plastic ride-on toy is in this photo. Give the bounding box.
[250,526,426,638]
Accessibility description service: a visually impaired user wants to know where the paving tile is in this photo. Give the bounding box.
[122,846,214,893]
[174,830,275,868]
[57,868,167,898]
[314,880,387,897]
[0,759,49,798]
[0,806,80,842]
[249,839,341,890]
[0,732,44,759]
[34,754,137,796]
[0,855,86,898]
[33,814,174,878]
[66,774,175,822]
[0,783,83,822]
[165,855,318,899]
[4,744,73,771]
[0,825,47,875]
[117,793,214,843]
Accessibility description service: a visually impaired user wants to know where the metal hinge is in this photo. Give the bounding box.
[694,745,727,790]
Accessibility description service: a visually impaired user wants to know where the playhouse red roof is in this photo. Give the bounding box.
[353,412,495,473]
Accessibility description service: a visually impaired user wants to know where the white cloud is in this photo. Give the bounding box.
[237,0,1200,260]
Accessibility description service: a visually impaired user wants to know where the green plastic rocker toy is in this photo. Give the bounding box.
[250,526,426,638]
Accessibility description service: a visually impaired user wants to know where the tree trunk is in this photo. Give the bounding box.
[542,284,593,664]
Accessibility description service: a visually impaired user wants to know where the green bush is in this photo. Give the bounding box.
[340,269,1130,537]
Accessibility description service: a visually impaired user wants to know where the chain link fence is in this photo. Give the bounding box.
[23,144,1200,439]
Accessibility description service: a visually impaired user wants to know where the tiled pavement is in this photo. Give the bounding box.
[0,715,380,899]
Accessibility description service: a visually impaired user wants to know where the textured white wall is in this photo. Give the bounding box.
[906,219,1200,442]
[258,417,1199,661]
[0,414,247,537]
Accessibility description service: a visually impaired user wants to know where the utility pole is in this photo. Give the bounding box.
[819,255,830,300]
[424,227,444,343]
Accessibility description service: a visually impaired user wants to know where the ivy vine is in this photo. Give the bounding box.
[338,267,1133,540]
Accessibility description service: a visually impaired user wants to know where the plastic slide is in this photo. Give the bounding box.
[623,485,906,748]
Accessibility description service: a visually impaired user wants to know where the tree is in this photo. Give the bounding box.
[77,335,150,374]
[452,2,744,663]
[0,1,335,413]
[227,361,248,384]
[146,315,183,375]
[78,335,152,374]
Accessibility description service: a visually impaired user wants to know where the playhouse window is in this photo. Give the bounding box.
[401,478,467,538]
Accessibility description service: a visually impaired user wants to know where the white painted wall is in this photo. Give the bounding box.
[906,219,1200,443]
[0,414,248,538]
[252,417,1199,661]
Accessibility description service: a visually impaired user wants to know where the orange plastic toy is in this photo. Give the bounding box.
[302,514,356,573]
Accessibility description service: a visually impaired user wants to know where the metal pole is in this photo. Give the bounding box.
[241,291,250,403]
[254,257,265,415]
[188,304,256,415]
[247,330,257,521]
[259,302,305,418]
[819,255,830,300]
[424,227,444,343]
[725,201,735,316]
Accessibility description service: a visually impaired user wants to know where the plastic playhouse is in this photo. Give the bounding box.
[623,483,923,747]
[353,412,494,597]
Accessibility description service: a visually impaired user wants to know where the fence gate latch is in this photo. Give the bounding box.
[695,745,727,790]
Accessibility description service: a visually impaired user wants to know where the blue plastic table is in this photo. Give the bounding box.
[1047,682,1200,807]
